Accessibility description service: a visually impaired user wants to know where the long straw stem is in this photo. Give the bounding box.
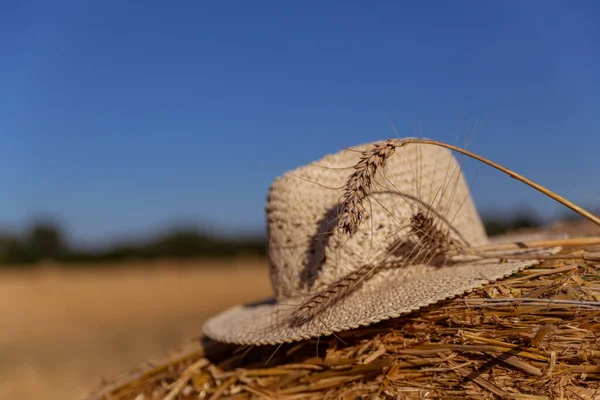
[472,236,600,252]
[390,139,600,228]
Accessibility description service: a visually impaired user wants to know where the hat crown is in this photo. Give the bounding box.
[266,142,488,301]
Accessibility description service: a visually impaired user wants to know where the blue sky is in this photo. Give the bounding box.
[1,1,599,247]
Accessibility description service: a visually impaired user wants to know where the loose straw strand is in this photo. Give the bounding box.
[388,138,600,228]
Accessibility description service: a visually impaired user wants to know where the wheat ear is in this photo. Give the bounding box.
[338,140,397,236]
[287,262,381,328]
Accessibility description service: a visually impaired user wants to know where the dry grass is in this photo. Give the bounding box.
[0,258,271,400]
[85,221,600,400]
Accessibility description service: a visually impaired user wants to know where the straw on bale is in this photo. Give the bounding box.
[85,219,600,400]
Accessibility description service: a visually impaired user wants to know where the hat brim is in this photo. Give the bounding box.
[203,233,561,345]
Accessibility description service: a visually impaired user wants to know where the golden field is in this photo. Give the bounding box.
[0,258,271,400]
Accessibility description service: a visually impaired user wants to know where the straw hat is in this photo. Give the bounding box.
[203,141,559,345]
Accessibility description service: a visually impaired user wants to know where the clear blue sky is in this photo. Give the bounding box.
[1,1,599,247]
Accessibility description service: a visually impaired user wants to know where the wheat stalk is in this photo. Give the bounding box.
[340,138,600,238]
[288,211,459,328]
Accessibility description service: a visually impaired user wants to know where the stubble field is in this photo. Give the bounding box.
[1,258,271,400]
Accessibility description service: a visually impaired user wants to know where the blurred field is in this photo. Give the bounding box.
[0,258,271,400]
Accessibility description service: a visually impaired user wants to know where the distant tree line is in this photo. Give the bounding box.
[0,221,266,267]
[481,211,541,236]
[483,207,588,236]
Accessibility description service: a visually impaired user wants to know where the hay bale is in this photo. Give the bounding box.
[86,230,600,400]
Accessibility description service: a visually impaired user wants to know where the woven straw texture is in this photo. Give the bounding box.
[203,141,557,345]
